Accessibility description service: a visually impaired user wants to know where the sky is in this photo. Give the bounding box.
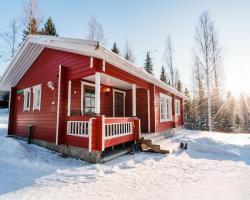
[0,0,250,96]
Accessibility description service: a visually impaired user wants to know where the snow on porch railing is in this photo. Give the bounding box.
[105,121,133,139]
[67,121,89,137]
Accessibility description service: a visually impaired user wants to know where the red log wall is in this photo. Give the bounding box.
[12,48,92,142]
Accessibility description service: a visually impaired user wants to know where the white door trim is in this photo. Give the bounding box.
[113,89,126,117]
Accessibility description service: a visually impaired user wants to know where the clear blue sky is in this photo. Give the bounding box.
[1,0,250,95]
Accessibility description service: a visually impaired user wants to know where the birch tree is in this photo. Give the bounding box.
[210,23,223,120]
[22,0,42,40]
[87,17,106,44]
[193,11,218,131]
[0,19,19,59]
[163,35,175,87]
[192,55,207,129]
[124,40,135,63]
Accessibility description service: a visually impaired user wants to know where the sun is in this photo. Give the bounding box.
[225,65,250,98]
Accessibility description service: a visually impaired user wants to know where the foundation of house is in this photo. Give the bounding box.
[9,135,102,163]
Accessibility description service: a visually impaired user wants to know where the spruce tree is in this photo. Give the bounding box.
[23,17,39,40]
[160,66,167,83]
[111,42,120,54]
[144,52,153,75]
[41,17,58,36]
[176,80,182,92]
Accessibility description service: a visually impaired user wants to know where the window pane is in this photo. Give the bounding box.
[27,92,30,107]
[85,97,90,107]
[90,98,95,107]
[84,87,95,115]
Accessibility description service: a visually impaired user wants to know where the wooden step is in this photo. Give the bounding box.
[140,137,169,154]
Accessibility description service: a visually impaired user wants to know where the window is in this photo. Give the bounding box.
[84,87,95,115]
[160,93,172,122]
[175,99,180,115]
[23,88,31,111]
[33,84,42,110]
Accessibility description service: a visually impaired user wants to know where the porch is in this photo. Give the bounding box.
[61,69,151,152]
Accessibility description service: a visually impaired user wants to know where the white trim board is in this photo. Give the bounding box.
[56,65,62,145]
[81,80,95,88]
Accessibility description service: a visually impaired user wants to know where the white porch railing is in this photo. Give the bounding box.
[105,122,133,139]
[67,121,89,137]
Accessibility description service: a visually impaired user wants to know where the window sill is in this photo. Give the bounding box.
[160,119,172,123]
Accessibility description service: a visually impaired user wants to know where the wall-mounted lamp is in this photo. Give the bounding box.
[47,81,55,105]
[47,81,55,91]
[103,87,110,95]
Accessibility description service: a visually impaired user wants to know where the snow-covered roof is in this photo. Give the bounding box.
[0,35,187,99]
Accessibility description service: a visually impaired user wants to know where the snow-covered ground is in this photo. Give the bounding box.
[1,109,250,200]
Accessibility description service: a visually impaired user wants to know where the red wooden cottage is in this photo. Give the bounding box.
[0,35,186,162]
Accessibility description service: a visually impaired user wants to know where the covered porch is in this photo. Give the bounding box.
[62,69,151,152]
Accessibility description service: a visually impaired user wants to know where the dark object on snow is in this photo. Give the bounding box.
[131,143,141,154]
[27,125,33,144]
[180,142,188,150]
[0,91,9,108]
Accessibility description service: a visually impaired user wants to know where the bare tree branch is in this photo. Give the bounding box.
[86,17,106,44]
[0,19,20,60]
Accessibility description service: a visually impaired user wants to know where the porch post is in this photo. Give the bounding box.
[172,94,176,128]
[132,84,136,117]
[147,89,151,133]
[67,80,71,116]
[95,72,101,115]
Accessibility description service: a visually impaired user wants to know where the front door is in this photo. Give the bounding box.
[114,91,125,117]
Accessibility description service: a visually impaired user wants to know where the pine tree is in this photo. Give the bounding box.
[176,80,182,92]
[144,52,153,75]
[41,17,58,36]
[239,94,249,132]
[160,65,167,83]
[214,94,236,132]
[111,42,120,54]
[23,17,39,40]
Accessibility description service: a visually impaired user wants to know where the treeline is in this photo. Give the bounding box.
[184,11,250,133]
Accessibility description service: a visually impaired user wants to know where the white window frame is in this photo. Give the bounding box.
[33,84,42,111]
[80,81,96,116]
[23,88,31,111]
[175,99,180,115]
[160,93,172,122]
